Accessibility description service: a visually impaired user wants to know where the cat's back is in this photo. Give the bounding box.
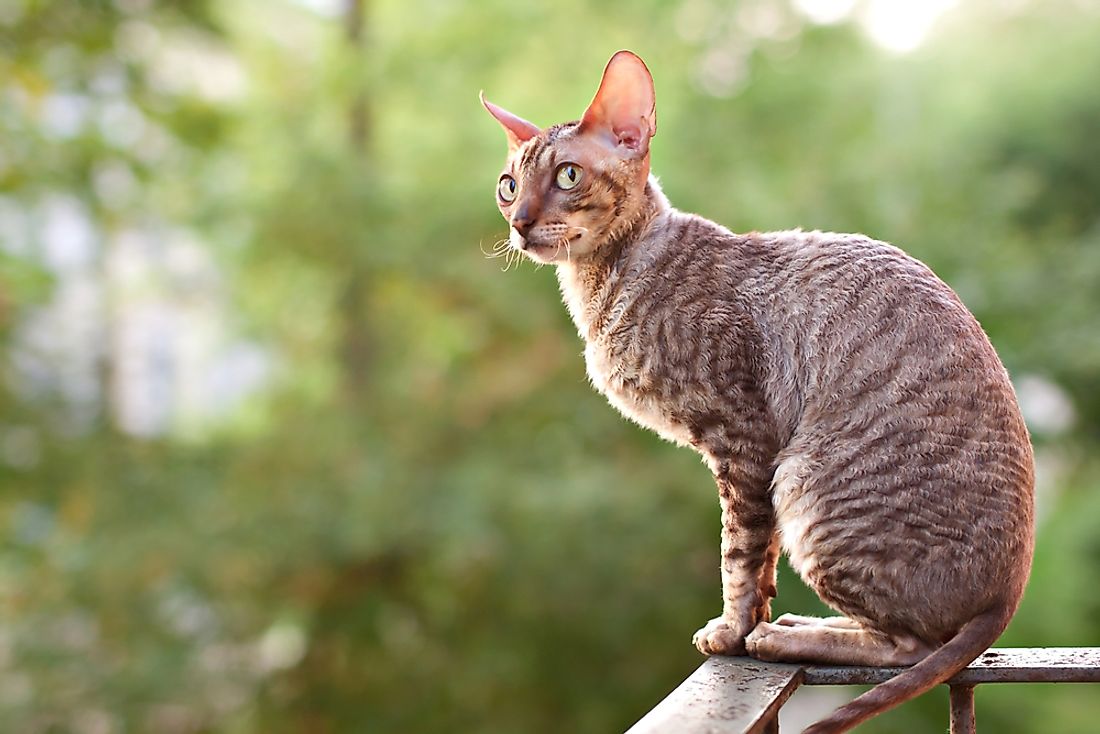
[756,229,1034,502]
[756,229,1025,440]
[751,230,1034,639]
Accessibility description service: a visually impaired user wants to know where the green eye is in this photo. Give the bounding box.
[497,175,517,203]
[555,163,582,190]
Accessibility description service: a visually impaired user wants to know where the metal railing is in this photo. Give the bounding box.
[625,648,1100,734]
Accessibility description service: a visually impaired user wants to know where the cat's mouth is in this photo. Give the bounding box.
[516,232,585,262]
[519,238,554,253]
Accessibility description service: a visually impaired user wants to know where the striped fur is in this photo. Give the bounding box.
[484,51,1034,733]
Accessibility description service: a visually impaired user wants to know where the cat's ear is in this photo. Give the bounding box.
[580,50,657,157]
[480,91,541,153]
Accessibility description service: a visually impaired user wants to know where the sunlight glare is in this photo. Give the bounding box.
[795,0,961,54]
[793,0,858,25]
[860,0,961,53]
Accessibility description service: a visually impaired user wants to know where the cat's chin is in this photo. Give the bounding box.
[518,242,563,264]
[512,234,587,264]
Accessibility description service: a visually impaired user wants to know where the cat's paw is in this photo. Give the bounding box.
[692,616,749,656]
[773,613,818,627]
[744,622,785,661]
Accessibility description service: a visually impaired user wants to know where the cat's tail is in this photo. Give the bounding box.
[801,605,1013,734]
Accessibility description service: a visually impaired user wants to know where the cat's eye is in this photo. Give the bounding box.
[555,163,583,190]
[498,175,517,203]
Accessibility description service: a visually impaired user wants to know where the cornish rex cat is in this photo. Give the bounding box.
[481,50,1034,734]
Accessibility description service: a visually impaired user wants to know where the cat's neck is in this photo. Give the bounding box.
[556,175,672,339]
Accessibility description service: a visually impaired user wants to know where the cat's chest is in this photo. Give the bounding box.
[583,338,694,447]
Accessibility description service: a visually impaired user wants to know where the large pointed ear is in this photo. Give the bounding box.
[480,91,541,153]
[580,50,656,156]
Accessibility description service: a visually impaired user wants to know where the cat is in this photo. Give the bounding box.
[481,51,1034,734]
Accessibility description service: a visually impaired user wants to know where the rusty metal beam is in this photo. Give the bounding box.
[949,684,976,734]
[624,649,1100,734]
[625,657,803,734]
[800,647,1100,686]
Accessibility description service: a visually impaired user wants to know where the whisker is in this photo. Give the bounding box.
[551,234,567,264]
[558,227,586,263]
[482,237,513,259]
[502,247,522,272]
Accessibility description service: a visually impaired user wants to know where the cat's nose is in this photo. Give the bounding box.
[512,218,533,238]
[511,202,538,238]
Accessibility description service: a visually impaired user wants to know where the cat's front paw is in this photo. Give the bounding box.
[692,616,749,656]
[744,621,782,661]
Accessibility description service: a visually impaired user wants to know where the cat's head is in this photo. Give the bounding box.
[482,51,657,264]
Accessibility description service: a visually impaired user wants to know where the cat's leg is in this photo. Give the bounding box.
[693,465,776,656]
[744,622,933,666]
[773,614,861,629]
[757,530,780,623]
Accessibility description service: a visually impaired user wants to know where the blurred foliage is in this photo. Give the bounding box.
[1,0,1099,732]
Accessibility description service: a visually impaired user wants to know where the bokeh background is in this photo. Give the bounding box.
[3,0,1100,732]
